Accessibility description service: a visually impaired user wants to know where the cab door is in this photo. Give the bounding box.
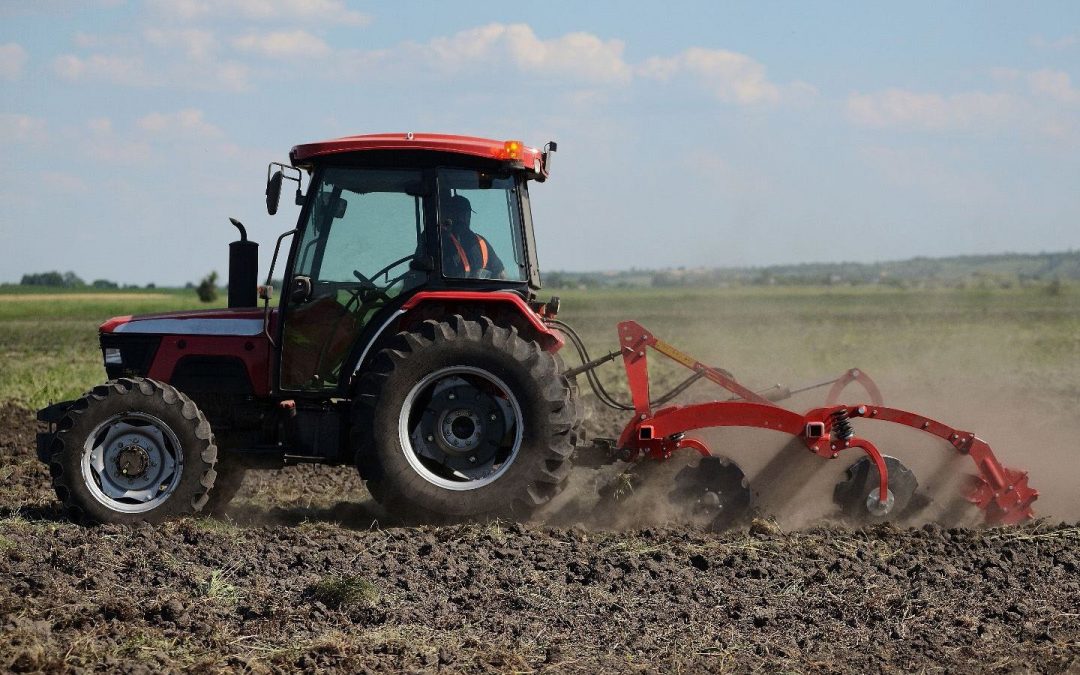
[279,167,429,391]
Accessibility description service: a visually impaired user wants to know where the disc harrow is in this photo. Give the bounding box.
[576,320,1038,526]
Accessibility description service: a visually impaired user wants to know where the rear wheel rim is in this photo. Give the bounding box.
[398,366,523,491]
[80,412,184,513]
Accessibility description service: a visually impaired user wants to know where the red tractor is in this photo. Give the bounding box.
[36,133,1038,527]
[38,134,577,524]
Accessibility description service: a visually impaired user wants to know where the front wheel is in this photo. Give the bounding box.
[353,316,575,517]
[47,378,218,525]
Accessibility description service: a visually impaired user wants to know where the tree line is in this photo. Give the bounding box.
[18,271,154,290]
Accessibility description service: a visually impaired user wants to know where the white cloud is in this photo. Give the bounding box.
[212,61,251,92]
[78,111,226,164]
[52,53,153,85]
[1026,69,1080,105]
[53,50,249,92]
[87,117,112,135]
[846,76,1080,144]
[233,30,328,59]
[0,43,28,80]
[846,88,1018,130]
[137,109,223,138]
[640,47,784,104]
[148,0,370,26]
[0,114,47,144]
[74,115,152,163]
[421,24,632,84]
[144,28,217,61]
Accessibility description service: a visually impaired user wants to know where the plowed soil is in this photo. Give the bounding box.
[2,402,1078,673]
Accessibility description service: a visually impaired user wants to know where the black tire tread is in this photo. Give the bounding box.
[352,315,576,517]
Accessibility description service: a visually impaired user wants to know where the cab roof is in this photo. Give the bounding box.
[289,133,544,172]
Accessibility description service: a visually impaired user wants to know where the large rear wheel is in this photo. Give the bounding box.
[353,316,575,517]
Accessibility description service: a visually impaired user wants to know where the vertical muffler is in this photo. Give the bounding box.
[228,218,259,308]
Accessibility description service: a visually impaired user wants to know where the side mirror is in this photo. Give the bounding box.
[266,170,284,215]
[290,275,312,304]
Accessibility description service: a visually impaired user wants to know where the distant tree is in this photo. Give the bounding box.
[20,271,63,286]
[577,274,603,289]
[20,270,85,287]
[651,271,682,287]
[91,279,119,289]
[544,271,567,288]
[146,283,156,289]
[196,271,219,303]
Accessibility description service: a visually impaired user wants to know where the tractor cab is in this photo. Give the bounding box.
[267,134,555,392]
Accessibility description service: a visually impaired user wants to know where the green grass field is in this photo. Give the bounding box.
[0,290,206,407]
[2,283,1077,413]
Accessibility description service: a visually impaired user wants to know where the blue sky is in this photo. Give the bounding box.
[1,1,1078,285]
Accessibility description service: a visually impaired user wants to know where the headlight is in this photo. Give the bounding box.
[104,348,122,366]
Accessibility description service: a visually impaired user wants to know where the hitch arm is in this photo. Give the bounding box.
[619,321,774,411]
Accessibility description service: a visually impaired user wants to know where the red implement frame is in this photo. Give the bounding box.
[614,321,1037,524]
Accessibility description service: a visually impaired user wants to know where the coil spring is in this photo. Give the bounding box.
[831,409,854,441]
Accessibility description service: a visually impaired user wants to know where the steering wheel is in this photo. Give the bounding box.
[371,254,416,286]
[352,255,417,300]
[351,270,392,304]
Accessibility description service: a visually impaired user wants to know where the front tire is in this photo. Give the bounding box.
[353,316,574,517]
[48,378,218,525]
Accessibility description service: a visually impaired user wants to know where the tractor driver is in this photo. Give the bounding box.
[440,195,505,279]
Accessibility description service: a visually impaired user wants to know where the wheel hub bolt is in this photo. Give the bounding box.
[469,456,477,463]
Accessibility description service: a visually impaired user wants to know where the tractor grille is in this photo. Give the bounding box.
[100,334,161,379]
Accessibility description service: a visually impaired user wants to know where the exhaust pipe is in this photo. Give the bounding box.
[228,218,259,308]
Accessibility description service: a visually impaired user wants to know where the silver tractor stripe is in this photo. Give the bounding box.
[114,318,265,336]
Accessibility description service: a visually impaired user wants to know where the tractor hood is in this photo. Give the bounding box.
[100,307,273,336]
